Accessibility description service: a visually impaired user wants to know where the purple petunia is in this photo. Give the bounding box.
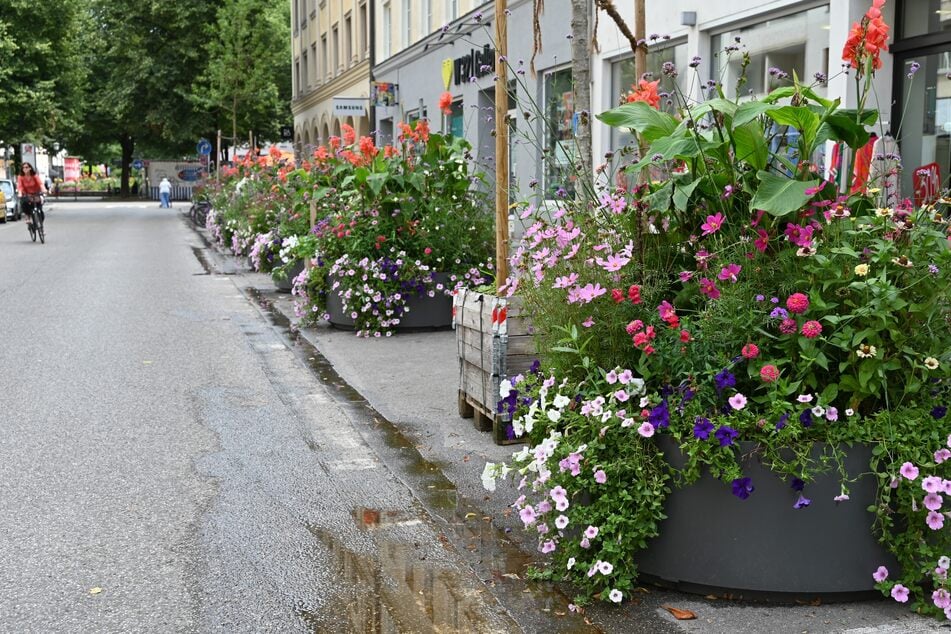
[715,425,739,447]
[714,370,736,393]
[732,477,754,500]
[693,417,714,440]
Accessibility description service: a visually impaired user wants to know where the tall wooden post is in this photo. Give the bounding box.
[216,129,222,182]
[634,0,646,80]
[494,0,510,292]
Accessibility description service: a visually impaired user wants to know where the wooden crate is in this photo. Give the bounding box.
[453,289,534,445]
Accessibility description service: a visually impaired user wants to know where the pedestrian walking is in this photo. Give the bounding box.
[159,177,172,208]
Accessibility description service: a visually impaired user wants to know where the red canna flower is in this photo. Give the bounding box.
[313,146,329,161]
[415,119,431,142]
[625,79,661,109]
[842,0,889,75]
[359,136,378,159]
[341,123,356,146]
[438,91,453,115]
[329,136,341,151]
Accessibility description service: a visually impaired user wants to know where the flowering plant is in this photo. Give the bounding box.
[484,1,951,615]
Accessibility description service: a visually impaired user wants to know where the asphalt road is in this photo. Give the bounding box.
[0,202,535,633]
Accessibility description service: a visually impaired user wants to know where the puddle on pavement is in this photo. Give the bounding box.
[243,286,599,633]
[301,523,516,633]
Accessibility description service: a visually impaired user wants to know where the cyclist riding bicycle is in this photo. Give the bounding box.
[17,162,46,228]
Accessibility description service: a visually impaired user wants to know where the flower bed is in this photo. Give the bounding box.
[482,2,951,618]
[203,123,495,336]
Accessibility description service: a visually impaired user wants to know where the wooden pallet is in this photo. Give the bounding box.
[453,289,532,446]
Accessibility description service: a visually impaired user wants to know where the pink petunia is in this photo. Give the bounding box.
[927,510,945,530]
[594,469,607,484]
[900,462,920,480]
[872,565,889,583]
[728,393,748,410]
[936,449,951,464]
[701,213,725,236]
[638,422,655,438]
[924,492,943,511]
[891,584,910,603]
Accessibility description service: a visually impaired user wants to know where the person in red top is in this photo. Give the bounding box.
[16,162,46,226]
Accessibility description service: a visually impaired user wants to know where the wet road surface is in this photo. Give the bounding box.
[0,202,593,632]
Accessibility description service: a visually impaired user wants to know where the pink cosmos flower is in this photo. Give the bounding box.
[872,565,889,583]
[801,320,823,338]
[927,510,945,530]
[582,316,595,328]
[754,228,770,253]
[891,584,910,603]
[760,364,780,382]
[900,462,920,480]
[567,283,607,305]
[742,343,760,359]
[701,212,725,236]
[785,222,815,247]
[584,525,599,539]
[699,278,721,299]
[553,272,579,288]
[679,270,694,282]
[728,393,748,410]
[594,469,607,484]
[638,422,655,438]
[786,293,810,314]
[597,253,631,272]
[718,263,742,283]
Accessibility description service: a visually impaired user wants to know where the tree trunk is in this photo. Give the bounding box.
[120,134,134,197]
[571,0,592,192]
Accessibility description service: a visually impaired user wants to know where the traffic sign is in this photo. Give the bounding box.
[280,125,293,141]
[132,159,144,170]
[197,139,212,156]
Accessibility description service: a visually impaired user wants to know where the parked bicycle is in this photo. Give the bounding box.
[189,199,211,226]
[23,194,45,244]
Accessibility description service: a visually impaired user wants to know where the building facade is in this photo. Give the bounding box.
[291,0,373,155]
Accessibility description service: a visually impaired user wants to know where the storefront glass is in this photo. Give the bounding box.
[544,68,576,197]
[898,52,951,194]
[900,0,951,39]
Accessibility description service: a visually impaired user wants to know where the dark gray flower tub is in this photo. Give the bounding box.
[636,437,896,600]
[273,259,306,293]
[325,273,453,330]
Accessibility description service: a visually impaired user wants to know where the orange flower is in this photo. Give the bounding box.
[359,135,378,159]
[313,145,329,161]
[397,121,418,144]
[626,79,661,109]
[383,144,398,158]
[329,136,341,151]
[300,159,312,172]
[842,0,889,75]
[341,123,356,146]
[415,119,430,142]
[340,149,362,166]
[268,145,282,160]
[438,91,453,115]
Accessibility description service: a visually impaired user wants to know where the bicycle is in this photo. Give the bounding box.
[23,195,45,244]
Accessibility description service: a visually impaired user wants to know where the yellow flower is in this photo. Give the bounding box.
[875,207,893,218]
[854,263,869,276]
[856,344,877,359]
[925,357,940,370]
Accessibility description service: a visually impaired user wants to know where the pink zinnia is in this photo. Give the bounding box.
[801,320,823,338]
[786,293,810,314]
[779,318,798,334]
[760,364,780,382]
[701,212,725,236]
[742,343,760,359]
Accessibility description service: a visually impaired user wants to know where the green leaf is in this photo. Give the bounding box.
[689,98,739,120]
[766,106,821,152]
[749,171,820,217]
[366,173,388,197]
[672,178,703,212]
[648,134,705,160]
[733,101,780,127]
[820,383,838,404]
[597,102,679,142]
[820,109,878,149]
[732,122,768,171]
[647,180,674,212]
[858,362,875,388]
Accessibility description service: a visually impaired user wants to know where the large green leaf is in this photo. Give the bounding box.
[749,171,819,217]
[597,102,679,142]
[732,122,768,171]
[688,98,739,120]
[819,109,878,149]
[647,134,705,160]
[647,180,674,212]
[766,106,822,153]
[673,178,703,212]
[732,101,780,127]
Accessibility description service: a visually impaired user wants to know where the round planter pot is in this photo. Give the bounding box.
[273,259,305,293]
[325,273,453,331]
[636,436,896,599]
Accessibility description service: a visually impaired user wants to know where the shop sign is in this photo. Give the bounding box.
[453,44,495,86]
[441,59,453,90]
[371,82,399,107]
[913,162,941,206]
[332,97,368,117]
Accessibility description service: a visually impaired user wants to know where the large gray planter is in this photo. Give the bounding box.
[272,259,305,293]
[325,273,453,330]
[636,436,895,598]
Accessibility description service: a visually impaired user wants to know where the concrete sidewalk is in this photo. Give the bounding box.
[203,235,944,633]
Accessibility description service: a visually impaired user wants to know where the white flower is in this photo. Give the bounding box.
[553,394,571,409]
[567,557,576,570]
[499,379,514,398]
[481,462,498,491]
[845,408,855,417]
[797,394,814,403]
[598,561,614,575]
[811,405,825,417]
[555,515,569,529]
[547,409,562,423]
[628,378,646,395]
[925,357,940,370]
[939,556,950,570]
[639,396,651,408]
[609,589,623,603]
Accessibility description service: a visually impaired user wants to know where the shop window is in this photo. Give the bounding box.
[711,6,829,100]
[449,101,464,137]
[900,0,951,39]
[544,68,575,198]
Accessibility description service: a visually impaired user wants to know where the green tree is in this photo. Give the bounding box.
[195,0,291,153]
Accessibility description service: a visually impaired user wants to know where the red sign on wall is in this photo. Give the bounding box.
[913,162,941,206]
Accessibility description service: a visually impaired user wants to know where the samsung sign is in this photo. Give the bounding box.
[453,44,495,86]
[332,97,368,117]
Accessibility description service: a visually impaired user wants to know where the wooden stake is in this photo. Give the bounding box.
[494,0,510,293]
[634,0,646,81]
[216,129,221,182]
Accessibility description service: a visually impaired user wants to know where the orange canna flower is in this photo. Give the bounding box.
[268,145,282,160]
[341,123,356,146]
[313,145,330,161]
[340,149,362,166]
[438,91,453,115]
[842,0,889,75]
[415,119,431,142]
[626,79,661,109]
[329,136,341,151]
[300,160,312,172]
[359,135,378,159]
[397,121,419,144]
[383,144,398,158]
